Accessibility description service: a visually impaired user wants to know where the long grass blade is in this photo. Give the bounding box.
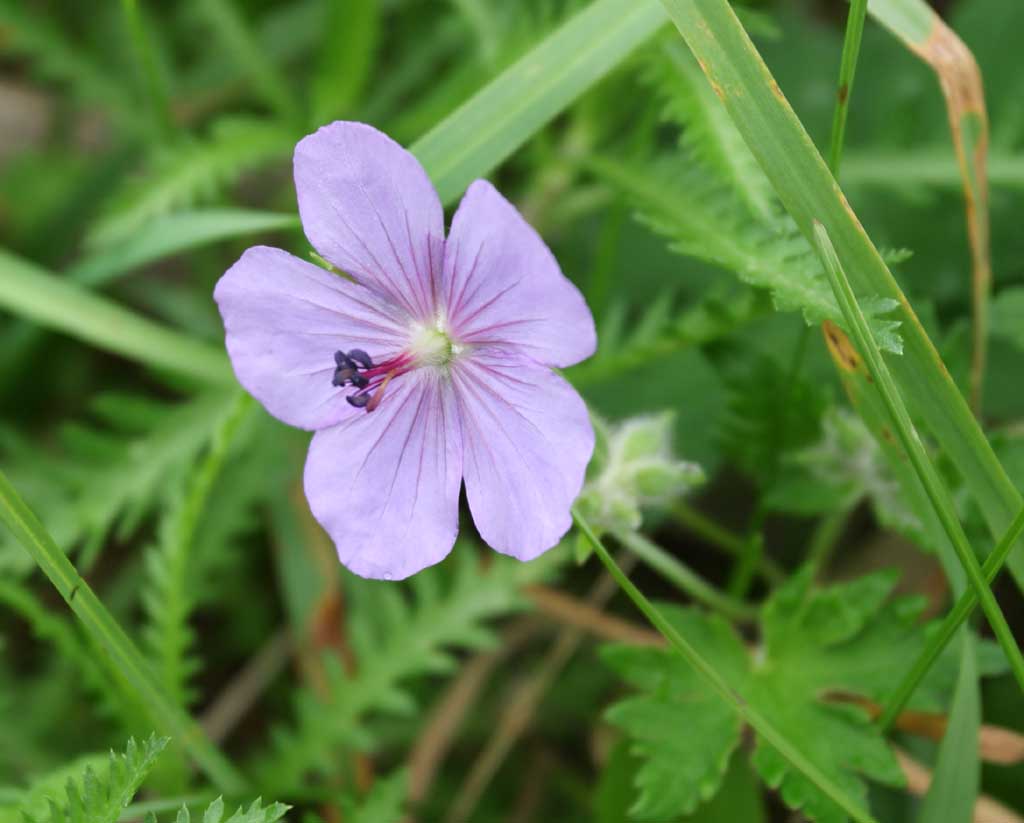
[812,221,1024,694]
[655,0,1024,596]
[827,0,868,175]
[869,0,992,413]
[0,469,247,794]
[0,248,231,385]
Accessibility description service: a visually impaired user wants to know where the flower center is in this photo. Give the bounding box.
[408,319,455,368]
[330,320,461,413]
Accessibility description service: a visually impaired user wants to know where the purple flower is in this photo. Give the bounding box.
[214,122,596,580]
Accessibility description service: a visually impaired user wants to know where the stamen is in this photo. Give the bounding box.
[347,349,373,369]
[346,393,371,408]
[365,371,395,413]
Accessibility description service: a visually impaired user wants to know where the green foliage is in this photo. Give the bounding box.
[603,570,931,822]
[577,412,704,536]
[719,353,828,487]
[89,118,297,249]
[340,770,407,823]
[159,797,289,823]
[0,391,234,576]
[3,0,1023,819]
[258,546,564,793]
[19,736,167,823]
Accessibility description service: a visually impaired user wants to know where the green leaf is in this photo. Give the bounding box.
[603,570,922,823]
[19,736,167,823]
[655,0,1024,595]
[916,632,979,823]
[88,118,297,250]
[0,250,231,384]
[603,609,745,819]
[256,546,564,793]
[342,771,406,823]
[411,0,667,204]
[0,390,237,576]
[589,155,903,354]
[991,287,1024,352]
[68,210,300,288]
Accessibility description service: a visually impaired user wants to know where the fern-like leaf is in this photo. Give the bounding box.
[141,393,254,711]
[162,797,289,823]
[0,390,236,577]
[20,736,167,823]
[257,546,564,793]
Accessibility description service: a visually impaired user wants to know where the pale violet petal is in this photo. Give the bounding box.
[214,245,409,431]
[453,349,594,560]
[442,180,596,368]
[294,121,443,321]
[303,369,462,580]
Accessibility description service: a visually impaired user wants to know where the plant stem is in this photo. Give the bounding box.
[827,0,868,176]
[813,222,1024,695]
[805,507,851,576]
[669,500,785,584]
[573,507,879,823]
[879,503,1024,729]
[612,528,757,622]
[0,470,248,794]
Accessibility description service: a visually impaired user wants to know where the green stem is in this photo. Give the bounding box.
[0,470,248,794]
[813,222,1024,695]
[573,507,878,823]
[805,507,851,576]
[669,500,785,584]
[827,0,868,175]
[612,529,757,622]
[879,503,1024,729]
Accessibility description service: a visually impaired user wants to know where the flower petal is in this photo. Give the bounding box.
[294,121,443,321]
[303,369,462,580]
[443,180,596,368]
[453,349,594,560]
[214,245,410,431]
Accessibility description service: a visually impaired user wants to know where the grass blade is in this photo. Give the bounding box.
[0,248,231,385]
[828,0,868,175]
[656,0,1024,596]
[869,0,991,412]
[879,504,1024,728]
[411,0,667,204]
[812,221,1024,694]
[914,632,980,823]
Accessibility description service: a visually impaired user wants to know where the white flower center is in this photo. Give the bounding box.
[409,316,461,368]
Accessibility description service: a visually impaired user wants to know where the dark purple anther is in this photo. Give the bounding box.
[350,373,369,388]
[334,350,354,368]
[347,349,373,369]
[346,393,371,408]
[333,366,356,386]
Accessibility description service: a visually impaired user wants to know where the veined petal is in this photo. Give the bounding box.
[443,180,596,368]
[453,350,594,560]
[214,245,409,430]
[304,369,462,580]
[294,121,443,321]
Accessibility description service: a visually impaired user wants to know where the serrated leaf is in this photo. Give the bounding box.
[603,610,745,819]
[17,736,167,823]
[256,545,564,793]
[603,570,928,822]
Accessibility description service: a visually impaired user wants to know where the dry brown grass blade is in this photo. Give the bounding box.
[871,0,991,412]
